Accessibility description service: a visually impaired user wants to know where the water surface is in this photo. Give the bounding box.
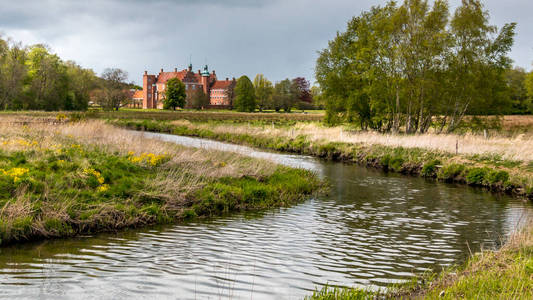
[1,132,531,299]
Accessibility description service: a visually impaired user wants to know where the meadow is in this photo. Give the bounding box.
[2,110,532,299]
[0,116,320,245]
[96,112,533,199]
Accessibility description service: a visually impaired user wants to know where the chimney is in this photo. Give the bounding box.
[212,70,216,75]
[225,77,228,81]
[174,68,177,72]
[198,70,201,74]
[160,68,163,73]
[144,71,147,75]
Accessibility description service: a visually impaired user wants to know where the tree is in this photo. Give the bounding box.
[253,74,273,111]
[311,85,325,109]
[316,0,515,133]
[25,45,69,110]
[506,67,529,114]
[272,79,297,112]
[190,88,210,110]
[224,79,237,109]
[96,68,130,111]
[164,78,186,110]
[526,71,533,113]
[0,37,96,111]
[64,60,96,111]
[292,77,312,103]
[233,76,256,112]
[0,38,26,110]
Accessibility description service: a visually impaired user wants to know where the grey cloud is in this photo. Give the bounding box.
[1,0,531,85]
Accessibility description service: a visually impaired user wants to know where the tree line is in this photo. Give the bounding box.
[0,38,97,111]
[231,75,314,112]
[0,36,136,111]
[316,0,532,133]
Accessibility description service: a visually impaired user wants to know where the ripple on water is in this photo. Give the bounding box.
[0,133,532,299]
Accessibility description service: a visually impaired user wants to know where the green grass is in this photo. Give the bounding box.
[0,129,321,246]
[107,118,533,199]
[306,229,533,299]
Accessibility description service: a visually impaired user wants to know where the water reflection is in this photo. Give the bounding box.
[0,133,531,300]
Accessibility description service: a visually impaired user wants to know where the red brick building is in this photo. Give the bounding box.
[142,64,235,109]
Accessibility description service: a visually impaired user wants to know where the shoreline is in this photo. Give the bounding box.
[0,120,322,246]
[110,118,533,201]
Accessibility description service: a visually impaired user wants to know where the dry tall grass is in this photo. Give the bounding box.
[0,117,276,179]
[179,121,533,162]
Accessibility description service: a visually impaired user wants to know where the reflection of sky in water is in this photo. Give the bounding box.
[141,131,325,175]
[0,132,531,300]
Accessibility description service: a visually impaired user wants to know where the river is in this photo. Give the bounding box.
[0,132,531,299]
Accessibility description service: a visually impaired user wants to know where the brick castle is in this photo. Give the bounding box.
[142,64,235,109]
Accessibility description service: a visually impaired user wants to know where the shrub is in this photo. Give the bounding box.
[421,159,441,177]
[438,164,465,181]
[389,156,404,172]
[485,170,510,185]
[465,167,490,185]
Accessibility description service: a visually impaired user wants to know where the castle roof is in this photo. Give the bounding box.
[132,90,143,99]
[156,70,189,84]
[211,80,233,90]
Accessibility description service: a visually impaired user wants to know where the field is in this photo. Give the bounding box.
[0,116,321,245]
[91,111,533,198]
[1,110,532,299]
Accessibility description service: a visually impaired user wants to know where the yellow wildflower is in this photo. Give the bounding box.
[97,184,109,192]
[1,167,30,183]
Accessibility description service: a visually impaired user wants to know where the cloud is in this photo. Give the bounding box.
[1,0,531,85]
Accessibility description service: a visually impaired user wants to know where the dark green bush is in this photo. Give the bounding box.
[438,164,465,181]
[421,159,441,177]
[485,170,510,185]
[465,167,490,185]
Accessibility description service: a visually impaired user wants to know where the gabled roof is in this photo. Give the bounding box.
[132,90,143,99]
[211,80,233,90]
[156,70,190,84]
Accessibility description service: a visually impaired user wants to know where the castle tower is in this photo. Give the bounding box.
[201,65,210,94]
[142,71,156,109]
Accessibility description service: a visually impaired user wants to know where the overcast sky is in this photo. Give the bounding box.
[1,0,532,85]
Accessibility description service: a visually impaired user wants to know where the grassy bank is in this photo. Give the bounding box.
[307,219,533,299]
[0,119,321,245]
[107,118,533,199]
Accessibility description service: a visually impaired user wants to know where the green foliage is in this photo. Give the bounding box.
[0,138,321,245]
[272,79,298,112]
[485,170,510,185]
[0,41,96,111]
[526,71,533,113]
[316,0,516,132]
[234,76,256,112]
[465,167,490,185]
[306,285,375,300]
[437,164,465,181]
[189,88,209,110]
[421,159,441,177]
[253,74,273,111]
[164,78,186,110]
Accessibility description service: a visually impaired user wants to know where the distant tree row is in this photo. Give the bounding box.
[316,0,531,133]
[0,36,135,111]
[231,75,315,112]
[0,38,97,111]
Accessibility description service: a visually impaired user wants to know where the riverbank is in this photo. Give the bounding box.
[107,118,533,199]
[0,119,321,245]
[308,218,533,299]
